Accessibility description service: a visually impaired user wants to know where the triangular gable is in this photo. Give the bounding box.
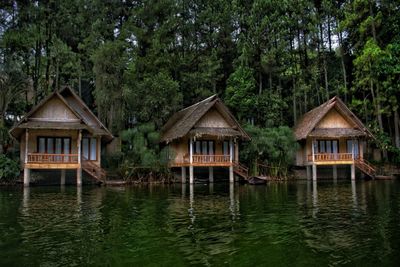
[194,107,232,128]
[30,95,80,122]
[316,108,353,129]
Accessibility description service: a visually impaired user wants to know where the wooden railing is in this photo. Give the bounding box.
[307,153,357,162]
[171,154,232,166]
[233,161,249,179]
[82,159,107,182]
[192,154,231,164]
[27,153,79,163]
[355,158,376,177]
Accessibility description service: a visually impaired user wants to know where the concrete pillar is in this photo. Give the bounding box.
[61,169,66,185]
[23,168,30,186]
[189,165,194,184]
[312,164,317,181]
[209,167,214,183]
[306,165,311,180]
[229,165,234,183]
[181,167,186,184]
[351,164,356,180]
[333,165,337,180]
[77,168,82,186]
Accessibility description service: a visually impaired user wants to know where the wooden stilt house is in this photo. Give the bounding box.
[10,87,113,186]
[161,95,251,183]
[293,96,376,180]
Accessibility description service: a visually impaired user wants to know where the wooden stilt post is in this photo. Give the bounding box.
[209,167,214,183]
[306,165,311,180]
[61,169,66,185]
[312,138,316,162]
[312,164,317,181]
[24,129,30,186]
[23,168,30,187]
[229,138,234,183]
[333,165,337,180]
[181,167,186,183]
[77,130,82,186]
[351,164,356,180]
[189,137,194,184]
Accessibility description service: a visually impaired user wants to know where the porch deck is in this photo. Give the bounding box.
[307,153,357,165]
[25,153,80,169]
[170,154,232,167]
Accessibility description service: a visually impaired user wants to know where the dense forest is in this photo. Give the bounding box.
[0,0,399,177]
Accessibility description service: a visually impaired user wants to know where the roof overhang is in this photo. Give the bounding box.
[189,127,243,139]
[308,128,367,138]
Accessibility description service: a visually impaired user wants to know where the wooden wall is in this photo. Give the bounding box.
[194,108,231,128]
[31,97,79,121]
[316,108,353,129]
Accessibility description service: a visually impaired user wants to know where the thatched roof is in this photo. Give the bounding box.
[293,96,373,140]
[161,95,250,143]
[10,87,113,141]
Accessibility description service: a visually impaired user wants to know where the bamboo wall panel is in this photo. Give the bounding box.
[316,109,353,129]
[194,108,231,128]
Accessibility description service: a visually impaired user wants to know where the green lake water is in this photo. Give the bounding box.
[1,181,400,266]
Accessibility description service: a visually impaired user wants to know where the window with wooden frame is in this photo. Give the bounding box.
[82,137,98,161]
[188,140,215,155]
[316,139,339,154]
[346,139,360,157]
[37,137,71,154]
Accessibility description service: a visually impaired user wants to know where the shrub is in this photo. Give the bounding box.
[241,125,298,178]
[0,154,20,183]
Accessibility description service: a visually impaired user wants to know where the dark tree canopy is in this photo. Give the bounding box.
[1,0,399,162]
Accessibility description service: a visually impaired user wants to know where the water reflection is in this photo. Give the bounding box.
[351,180,357,209]
[1,181,399,266]
[312,181,318,217]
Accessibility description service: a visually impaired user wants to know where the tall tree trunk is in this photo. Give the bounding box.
[269,72,272,90]
[293,77,297,125]
[327,13,332,52]
[320,23,329,100]
[395,109,400,149]
[369,0,377,41]
[336,19,347,101]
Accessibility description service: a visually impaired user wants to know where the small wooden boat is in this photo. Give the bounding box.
[248,176,267,185]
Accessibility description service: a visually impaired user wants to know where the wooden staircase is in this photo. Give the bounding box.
[355,158,376,178]
[233,162,249,180]
[82,160,107,183]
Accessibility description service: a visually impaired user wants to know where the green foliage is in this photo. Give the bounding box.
[119,122,170,181]
[225,65,257,122]
[0,155,20,183]
[2,0,400,169]
[92,40,127,133]
[124,71,182,128]
[241,125,298,178]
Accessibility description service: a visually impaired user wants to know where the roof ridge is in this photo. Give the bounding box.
[179,94,218,112]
